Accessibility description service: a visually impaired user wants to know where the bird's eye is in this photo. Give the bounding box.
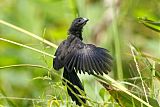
[78,19,81,22]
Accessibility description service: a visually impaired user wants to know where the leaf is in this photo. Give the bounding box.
[99,81,160,107]
[138,17,160,32]
[109,90,159,107]
[99,88,106,101]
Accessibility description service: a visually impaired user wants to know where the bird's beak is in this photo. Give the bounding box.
[83,18,89,23]
[80,18,89,26]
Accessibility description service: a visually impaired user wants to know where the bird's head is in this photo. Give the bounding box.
[71,17,89,29]
[68,17,89,39]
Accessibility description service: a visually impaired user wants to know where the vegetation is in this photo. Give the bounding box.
[0,0,160,107]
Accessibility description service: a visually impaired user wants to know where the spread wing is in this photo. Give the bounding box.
[64,43,112,75]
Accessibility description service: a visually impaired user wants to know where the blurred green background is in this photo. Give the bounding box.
[0,0,160,106]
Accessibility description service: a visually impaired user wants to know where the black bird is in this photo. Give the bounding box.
[53,17,112,106]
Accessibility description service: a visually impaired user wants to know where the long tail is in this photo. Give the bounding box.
[63,67,86,106]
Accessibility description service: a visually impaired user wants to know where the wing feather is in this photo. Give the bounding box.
[94,50,111,73]
[94,55,106,73]
[97,51,112,71]
[76,55,80,72]
[64,43,112,75]
[79,53,83,74]
[82,54,86,74]
[86,54,92,74]
[89,54,100,74]
[92,56,103,75]
[67,53,75,70]
[70,54,78,71]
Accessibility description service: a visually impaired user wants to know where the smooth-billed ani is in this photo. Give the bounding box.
[53,17,112,106]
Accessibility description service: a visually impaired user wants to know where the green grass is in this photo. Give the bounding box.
[0,19,156,107]
[0,0,160,107]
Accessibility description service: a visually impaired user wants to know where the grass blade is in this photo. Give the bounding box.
[0,20,58,49]
[130,44,149,103]
[0,38,55,58]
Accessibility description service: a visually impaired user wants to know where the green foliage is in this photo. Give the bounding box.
[109,89,159,107]
[139,17,160,32]
[0,0,160,107]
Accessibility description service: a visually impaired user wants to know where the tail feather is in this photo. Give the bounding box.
[63,67,86,106]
